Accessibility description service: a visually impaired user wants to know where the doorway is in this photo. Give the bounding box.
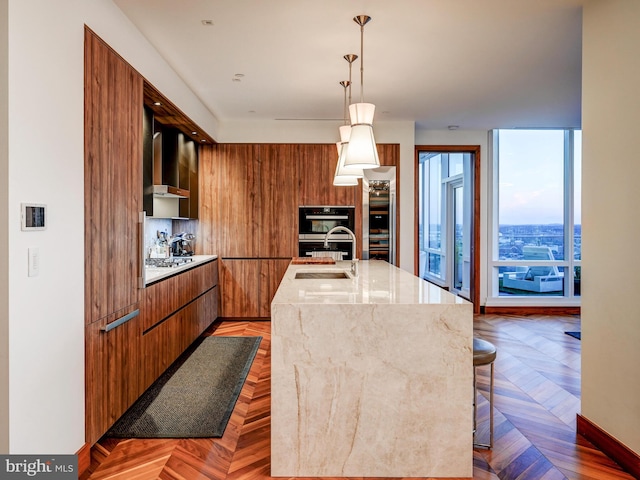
[415,146,480,311]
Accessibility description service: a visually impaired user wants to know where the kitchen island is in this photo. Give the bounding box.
[270,260,473,478]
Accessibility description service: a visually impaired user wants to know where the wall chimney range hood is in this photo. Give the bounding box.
[152,184,190,199]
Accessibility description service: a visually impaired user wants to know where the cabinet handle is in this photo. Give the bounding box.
[102,309,139,332]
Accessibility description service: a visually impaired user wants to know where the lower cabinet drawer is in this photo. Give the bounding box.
[140,287,218,392]
[85,306,142,446]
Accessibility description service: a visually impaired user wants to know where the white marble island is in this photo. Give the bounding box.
[271,260,473,478]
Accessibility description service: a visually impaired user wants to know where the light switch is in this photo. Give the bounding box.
[28,247,40,277]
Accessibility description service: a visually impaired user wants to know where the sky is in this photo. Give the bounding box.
[498,129,581,225]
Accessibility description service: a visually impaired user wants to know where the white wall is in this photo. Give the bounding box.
[0,0,9,454]
[581,0,640,454]
[415,129,489,304]
[219,120,416,272]
[6,0,85,453]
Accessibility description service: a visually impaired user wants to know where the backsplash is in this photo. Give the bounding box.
[145,218,173,256]
[144,217,199,257]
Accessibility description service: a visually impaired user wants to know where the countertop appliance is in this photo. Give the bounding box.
[170,232,195,257]
[298,206,355,260]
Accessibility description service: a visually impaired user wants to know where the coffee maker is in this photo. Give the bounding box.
[170,233,195,256]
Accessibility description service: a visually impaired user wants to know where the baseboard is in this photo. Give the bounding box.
[76,442,92,477]
[577,414,640,478]
[481,306,580,315]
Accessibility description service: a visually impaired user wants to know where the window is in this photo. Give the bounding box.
[418,151,472,298]
[490,129,581,303]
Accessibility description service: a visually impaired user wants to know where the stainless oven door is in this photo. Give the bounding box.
[299,235,353,260]
[299,206,355,235]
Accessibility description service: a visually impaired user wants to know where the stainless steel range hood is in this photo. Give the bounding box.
[152,184,190,199]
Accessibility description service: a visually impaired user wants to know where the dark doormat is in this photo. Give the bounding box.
[106,335,262,438]
[565,331,581,340]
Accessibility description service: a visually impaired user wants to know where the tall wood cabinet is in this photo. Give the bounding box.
[84,27,143,445]
[84,28,142,324]
[199,144,299,317]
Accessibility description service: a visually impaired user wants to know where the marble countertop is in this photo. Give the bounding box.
[272,259,470,306]
[144,254,217,285]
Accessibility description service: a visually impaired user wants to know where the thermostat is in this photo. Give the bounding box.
[21,203,46,231]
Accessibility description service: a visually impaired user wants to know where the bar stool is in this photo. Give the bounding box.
[473,337,496,449]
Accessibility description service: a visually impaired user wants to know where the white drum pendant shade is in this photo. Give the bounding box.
[345,102,380,169]
[333,131,360,186]
[334,125,363,181]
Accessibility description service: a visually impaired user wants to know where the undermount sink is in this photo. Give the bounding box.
[295,270,350,279]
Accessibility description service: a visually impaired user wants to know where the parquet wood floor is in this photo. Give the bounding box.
[81,314,635,480]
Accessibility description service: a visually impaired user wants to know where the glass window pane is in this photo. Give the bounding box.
[449,153,464,177]
[428,253,442,278]
[429,156,442,250]
[499,266,566,297]
[498,130,565,261]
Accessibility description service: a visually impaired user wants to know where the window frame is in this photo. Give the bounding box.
[487,129,581,306]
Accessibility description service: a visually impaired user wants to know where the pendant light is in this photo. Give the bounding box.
[344,15,380,170]
[334,54,363,186]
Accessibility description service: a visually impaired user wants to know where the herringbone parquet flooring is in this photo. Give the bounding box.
[81,314,635,480]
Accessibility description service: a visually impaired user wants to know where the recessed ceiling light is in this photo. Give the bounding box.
[448,125,459,130]
[191,131,197,135]
[234,73,245,78]
[154,101,162,106]
[232,78,241,82]
[201,139,207,142]
[201,20,213,26]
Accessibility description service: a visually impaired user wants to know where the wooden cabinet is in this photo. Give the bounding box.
[199,143,398,319]
[85,312,142,445]
[377,143,400,167]
[84,27,142,326]
[204,144,260,257]
[219,259,260,318]
[298,144,357,206]
[259,259,291,317]
[85,259,219,444]
[200,144,298,318]
[140,286,218,392]
[85,27,144,444]
[140,259,218,390]
[219,258,289,318]
[259,144,299,257]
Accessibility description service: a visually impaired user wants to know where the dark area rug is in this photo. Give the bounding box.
[107,335,261,438]
[565,331,581,340]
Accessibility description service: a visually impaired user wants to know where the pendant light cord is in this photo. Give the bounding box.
[359,23,365,103]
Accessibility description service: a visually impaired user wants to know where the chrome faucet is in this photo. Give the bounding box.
[324,226,359,277]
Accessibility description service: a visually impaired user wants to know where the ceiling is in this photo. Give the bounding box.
[114,0,584,131]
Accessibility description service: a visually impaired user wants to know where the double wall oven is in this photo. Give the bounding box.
[298,206,355,260]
